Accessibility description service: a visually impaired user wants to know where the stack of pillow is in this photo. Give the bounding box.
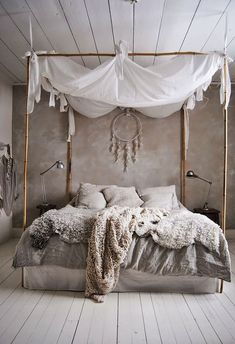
[70,182,179,211]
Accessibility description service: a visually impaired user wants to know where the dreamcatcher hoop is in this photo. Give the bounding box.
[109,108,143,172]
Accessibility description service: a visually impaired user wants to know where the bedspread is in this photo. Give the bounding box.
[13,206,231,298]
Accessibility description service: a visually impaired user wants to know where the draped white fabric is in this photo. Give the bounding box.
[27,41,231,141]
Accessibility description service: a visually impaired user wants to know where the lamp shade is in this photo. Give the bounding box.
[186,170,197,178]
[56,160,64,169]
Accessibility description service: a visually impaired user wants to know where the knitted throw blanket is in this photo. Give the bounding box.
[85,206,168,302]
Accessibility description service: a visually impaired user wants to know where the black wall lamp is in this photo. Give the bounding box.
[40,160,65,205]
[186,170,212,210]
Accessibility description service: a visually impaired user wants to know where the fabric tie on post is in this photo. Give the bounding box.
[186,94,195,110]
[183,104,190,160]
[115,40,129,80]
[196,86,203,102]
[67,107,75,142]
[49,89,56,107]
[220,57,232,110]
[27,52,41,114]
[58,93,68,112]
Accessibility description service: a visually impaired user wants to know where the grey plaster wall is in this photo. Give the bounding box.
[13,86,235,228]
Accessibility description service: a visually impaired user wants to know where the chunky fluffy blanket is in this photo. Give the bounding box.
[85,206,167,301]
[28,205,225,302]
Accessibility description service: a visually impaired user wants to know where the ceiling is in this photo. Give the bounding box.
[0,0,235,85]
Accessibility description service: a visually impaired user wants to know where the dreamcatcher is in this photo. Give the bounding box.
[109,108,143,172]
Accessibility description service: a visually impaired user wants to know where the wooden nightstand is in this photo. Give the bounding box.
[193,208,220,225]
[36,203,57,216]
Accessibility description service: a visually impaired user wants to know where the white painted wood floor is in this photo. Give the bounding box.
[0,239,235,344]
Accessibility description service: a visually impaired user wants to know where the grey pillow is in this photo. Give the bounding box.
[77,183,107,209]
[138,185,179,209]
[103,186,143,208]
[141,192,173,210]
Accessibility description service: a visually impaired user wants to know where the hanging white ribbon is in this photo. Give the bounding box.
[49,90,56,107]
[183,104,190,160]
[186,94,195,110]
[67,106,75,142]
[57,93,68,112]
[220,57,232,109]
[29,15,33,52]
[196,86,203,102]
[115,40,129,80]
[27,52,41,113]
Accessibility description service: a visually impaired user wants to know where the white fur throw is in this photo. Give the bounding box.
[150,210,221,252]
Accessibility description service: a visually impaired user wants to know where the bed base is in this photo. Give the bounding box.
[23,266,218,294]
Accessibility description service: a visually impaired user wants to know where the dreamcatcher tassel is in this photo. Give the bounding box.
[115,140,121,163]
[109,132,116,153]
[138,129,143,149]
[132,138,138,162]
[123,143,131,172]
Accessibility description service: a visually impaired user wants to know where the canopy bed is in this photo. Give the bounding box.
[14,40,231,299]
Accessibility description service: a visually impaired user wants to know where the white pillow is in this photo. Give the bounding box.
[138,185,179,209]
[103,186,143,208]
[141,192,173,210]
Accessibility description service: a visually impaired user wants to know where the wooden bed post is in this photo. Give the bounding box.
[180,108,186,205]
[22,56,30,287]
[220,57,228,293]
[66,139,72,200]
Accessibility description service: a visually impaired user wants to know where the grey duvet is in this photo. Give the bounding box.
[13,206,231,283]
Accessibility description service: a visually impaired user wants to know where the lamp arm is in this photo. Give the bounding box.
[203,182,212,209]
[196,176,212,184]
[40,161,57,176]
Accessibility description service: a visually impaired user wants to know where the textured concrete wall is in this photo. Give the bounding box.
[13,86,235,228]
[0,79,12,243]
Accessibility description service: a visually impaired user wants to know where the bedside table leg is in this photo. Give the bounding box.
[219,279,223,293]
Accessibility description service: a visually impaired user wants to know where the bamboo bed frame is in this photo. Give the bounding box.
[22,51,228,293]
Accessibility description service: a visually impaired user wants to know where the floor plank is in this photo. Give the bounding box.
[160,294,191,344]
[0,289,43,344]
[139,293,161,344]
[12,291,55,344]
[0,269,21,305]
[57,293,85,344]
[24,291,73,344]
[73,293,118,344]
[171,294,206,344]
[118,293,146,344]
[151,293,177,344]
[183,294,221,344]
[195,294,235,343]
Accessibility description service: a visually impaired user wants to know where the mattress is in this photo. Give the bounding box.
[23,266,218,293]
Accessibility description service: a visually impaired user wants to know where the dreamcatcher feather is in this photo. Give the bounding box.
[109,109,143,172]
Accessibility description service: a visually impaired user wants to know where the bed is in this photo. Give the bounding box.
[13,183,231,297]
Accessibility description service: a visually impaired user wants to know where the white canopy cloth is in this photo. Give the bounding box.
[27,41,231,143]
